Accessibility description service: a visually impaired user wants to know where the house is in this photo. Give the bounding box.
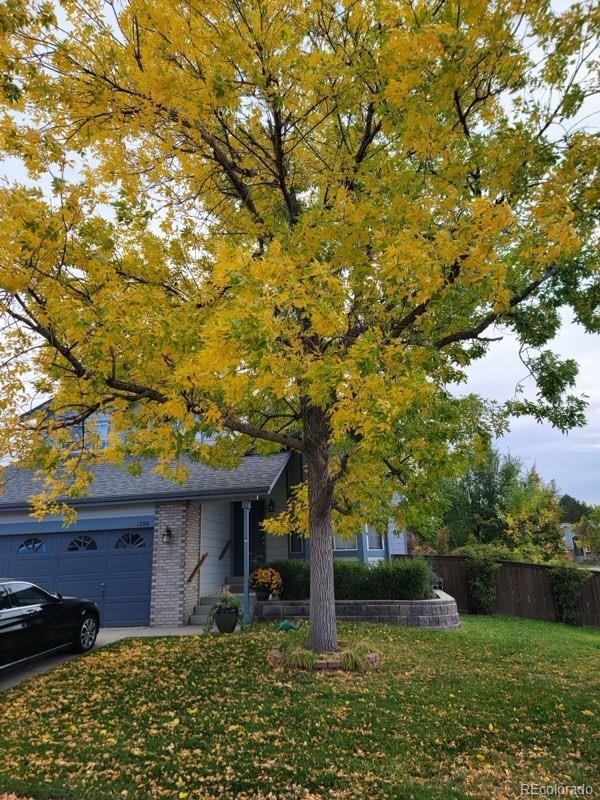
[0,451,408,627]
[561,522,587,561]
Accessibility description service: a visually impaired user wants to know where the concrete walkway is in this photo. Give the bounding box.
[0,625,202,692]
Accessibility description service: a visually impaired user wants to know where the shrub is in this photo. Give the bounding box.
[435,525,450,555]
[268,557,434,601]
[361,558,434,600]
[550,565,591,625]
[333,560,368,599]
[452,541,567,566]
[249,567,282,597]
[268,559,310,600]
[453,542,514,561]
[466,556,500,614]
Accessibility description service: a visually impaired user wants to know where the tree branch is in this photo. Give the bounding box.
[220,412,304,451]
[435,265,559,349]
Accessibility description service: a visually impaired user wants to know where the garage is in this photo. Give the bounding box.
[0,527,153,626]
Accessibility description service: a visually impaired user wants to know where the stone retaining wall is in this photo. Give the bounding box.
[254,590,460,629]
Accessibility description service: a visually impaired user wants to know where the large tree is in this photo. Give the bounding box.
[559,493,589,523]
[0,0,598,651]
[575,507,600,555]
[438,447,564,560]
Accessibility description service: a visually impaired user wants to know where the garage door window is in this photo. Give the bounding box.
[17,537,48,554]
[115,532,146,549]
[67,535,98,551]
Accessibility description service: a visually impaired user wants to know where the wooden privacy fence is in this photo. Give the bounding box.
[392,554,600,628]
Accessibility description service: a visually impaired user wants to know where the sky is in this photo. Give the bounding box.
[463,317,600,504]
[1,0,598,504]
[463,0,600,503]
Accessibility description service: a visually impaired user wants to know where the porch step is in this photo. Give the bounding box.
[189,611,211,625]
[189,591,256,626]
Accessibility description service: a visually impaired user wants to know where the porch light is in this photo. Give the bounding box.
[268,498,275,513]
[163,526,173,545]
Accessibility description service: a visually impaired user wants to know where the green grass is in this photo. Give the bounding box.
[0,616,598,800]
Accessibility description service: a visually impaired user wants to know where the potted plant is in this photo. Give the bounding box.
[205,592,243,634]
[250,567,282,601]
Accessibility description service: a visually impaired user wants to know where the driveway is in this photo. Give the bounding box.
[0,626,202,691]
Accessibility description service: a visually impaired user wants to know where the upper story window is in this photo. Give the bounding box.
[17,537,48,555]
[333,534,357,551]
[366,529,384,550]
[195,430,218,445]
[95,420,110,447]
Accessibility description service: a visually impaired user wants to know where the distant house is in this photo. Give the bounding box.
[0,414,408,627]
[561,522,586,561]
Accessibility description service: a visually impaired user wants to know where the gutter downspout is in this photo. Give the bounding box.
[361,523,370,564]
[242,500,251,624]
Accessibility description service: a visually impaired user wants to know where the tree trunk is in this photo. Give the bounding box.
[304,403,338,653]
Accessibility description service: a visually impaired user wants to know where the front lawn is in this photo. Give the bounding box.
[0,616,598,800]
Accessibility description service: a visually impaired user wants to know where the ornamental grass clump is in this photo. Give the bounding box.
[339,641,373,672]
[276,636,378,672]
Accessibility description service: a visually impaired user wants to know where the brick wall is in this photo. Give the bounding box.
[150,502,189,626]
[255,591,460,629]
[184,503,201,620]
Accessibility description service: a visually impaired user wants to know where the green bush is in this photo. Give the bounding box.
[361,558,434,600]
[268,559,310,600]
[550,566,591,625]
[333,560,368,599]
[466,556,500,614]
[268,557,434,601]
[453,543,514,561]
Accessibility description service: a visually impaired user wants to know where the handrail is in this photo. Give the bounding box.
[218,539,231,561]
[187,552,208,584]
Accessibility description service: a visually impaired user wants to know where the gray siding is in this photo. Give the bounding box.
[265,470,290,561]
[199,501,232,596]
[387,528,408,555]
[266,532,289,561]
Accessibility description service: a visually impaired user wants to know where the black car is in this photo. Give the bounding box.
[0,579,100,670]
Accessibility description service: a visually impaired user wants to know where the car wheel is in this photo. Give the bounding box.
[74,614,98,653]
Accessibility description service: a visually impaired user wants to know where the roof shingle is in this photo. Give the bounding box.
[0,452,291,510]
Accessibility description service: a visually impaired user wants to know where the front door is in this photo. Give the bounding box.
[233,501,266,576]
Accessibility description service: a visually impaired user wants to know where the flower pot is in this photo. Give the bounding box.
[214,608,238,634]
[255,587,270,601]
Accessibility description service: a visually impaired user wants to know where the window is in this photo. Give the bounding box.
[333,534,357,551]
[6,582,52,607]
[95,420,110,447]
[367,529,383,550]
[0,588,11,611]
[67,535,98,552]
[289,533,304,555]
[17,537,48,555]
[115,531,146,549]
